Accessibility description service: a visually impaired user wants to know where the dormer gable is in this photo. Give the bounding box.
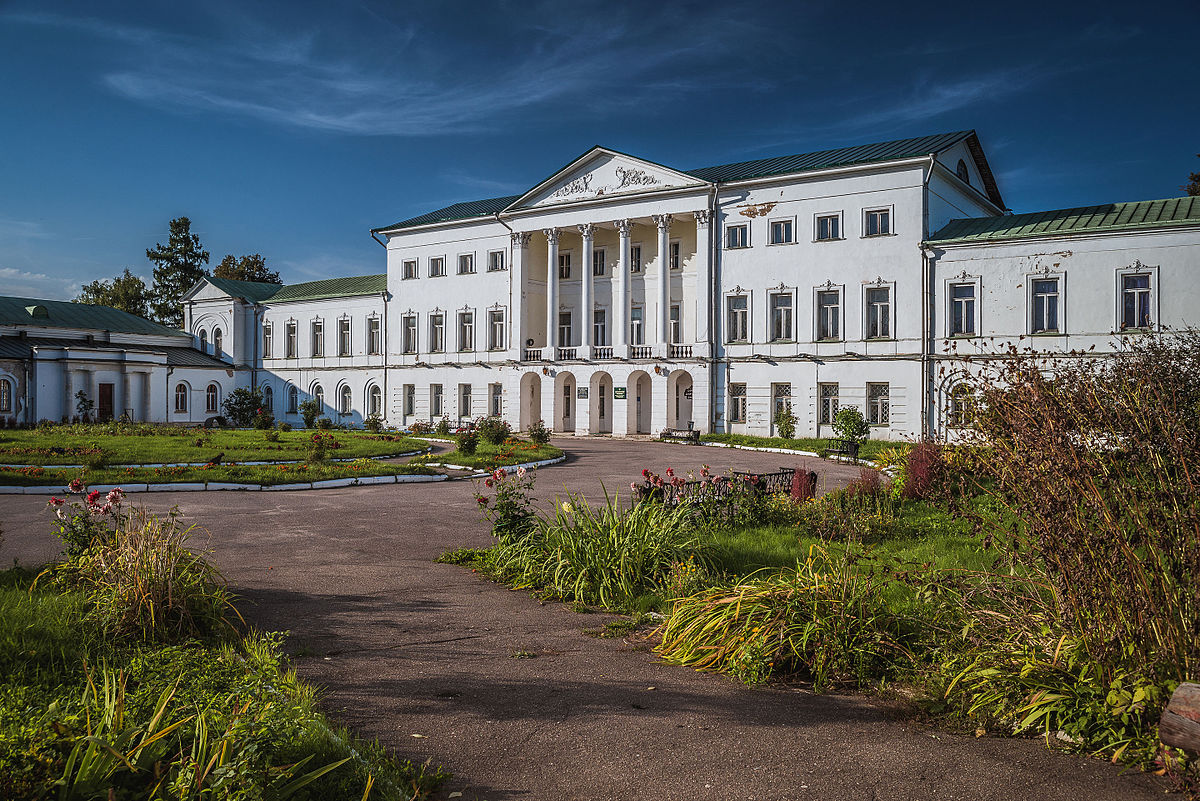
[507,146,707,210]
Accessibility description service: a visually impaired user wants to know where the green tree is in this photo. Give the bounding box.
[74,268,150,318]
[1186,154,1200,196]
[147,217,209,328]
[213,253,281,284]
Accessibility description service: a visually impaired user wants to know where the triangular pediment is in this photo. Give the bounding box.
[510,147,705,210]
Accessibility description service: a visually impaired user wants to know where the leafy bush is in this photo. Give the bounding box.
[220,387,266,428]
[298,399,321,429]
[832,407,869,444]
[316,417,332,431]
[773,402,796,439]
[476,416,512,445]
[456,429,479,455]
[264,429,280,443]
[253,409,274,430]
[278,421,293,433]
[476,466,537,540]
[408,420,432,435]
[47,483,129,556]
[527,419,551,446]
[363,414,383,433]
[433,417,451,436]
[902,441,945,500]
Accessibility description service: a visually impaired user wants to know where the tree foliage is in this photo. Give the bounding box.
[213,253,280,284]
[146,217,209,328]
[1186,154,1200,197]
[74,268,150,319]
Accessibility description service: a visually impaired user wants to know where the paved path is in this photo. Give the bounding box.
[0,439,1165,800]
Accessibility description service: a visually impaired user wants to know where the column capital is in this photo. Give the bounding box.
[511,231,532,247]
[543,227,561,245]
[693,209,712,227]
[652,214,673,231]
[577,223,596,238]
[614,219,633,236]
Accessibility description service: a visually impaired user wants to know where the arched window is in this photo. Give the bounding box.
[0,377,12,413]
[199,329,208,352]
[287,385,299,414]
[213,327,223,355]
[313,385,324,408]
[956,159,970,185]
[263,385,274,412]
[340,385,353,415]
[174,383,188,412]
[369,385,382,417]
[206,383,220,413]
[949,383,973,428]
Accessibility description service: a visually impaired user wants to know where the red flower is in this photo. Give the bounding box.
[665,467,674,477]
[47,497,65,507]
[67,478,85,493]
[642,468,650,478]
[86,490,102,505]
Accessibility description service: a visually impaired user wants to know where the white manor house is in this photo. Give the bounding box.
[2,130,1198,439]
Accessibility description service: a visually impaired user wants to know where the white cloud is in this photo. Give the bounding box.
[0,266,81,301]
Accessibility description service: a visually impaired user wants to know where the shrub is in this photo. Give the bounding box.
[790,469,817,502]
[832,407,869,444]
[47,483,129,556]
[456,429,479,455]
[527,419,551,446]
[408,420,432,435]
[773,402,796,439]
[306,434,329,463]
[316,416,332,430]
[263,429,279,443]
[363,414,383,433]
[278,421,293,433]
[901,441,945,500]
[252,409,274,430]
[433,417,451,436]
[476,416,512,445]
[220,387,266,428]
[298,399,321,429]
[476,466,538,540]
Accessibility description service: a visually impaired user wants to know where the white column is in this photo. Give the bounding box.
[511,231,531,359]
[63,366,75,423]
[694,210,713,348]
[653,214,673,352]
[544,228,560,354]
[578,223,595,356]
[614,219,631,356]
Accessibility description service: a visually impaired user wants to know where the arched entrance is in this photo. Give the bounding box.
[520,373,541,431]
[589,371,612,434]
[554,371,576,433]
[667,370,694,430]
[627,370,652,435]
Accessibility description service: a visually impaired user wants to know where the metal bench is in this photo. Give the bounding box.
[660,422,699,444]
[827,438,860,459]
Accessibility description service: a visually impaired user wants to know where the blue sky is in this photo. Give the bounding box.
[2,0,1197,300]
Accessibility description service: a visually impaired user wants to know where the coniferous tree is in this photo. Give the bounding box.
[213,253,281,284]
[1186,154,1200,196]
[147,217,209,328]
[74,268,151,318]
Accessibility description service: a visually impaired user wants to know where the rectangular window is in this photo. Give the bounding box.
[819,383,839,425]
[338,318,351,356]
[1121,274,1151,330]
[430,256,446,277]
[458,253,475,274]
[670,304,681,343]
[1032,278,1060,333]
[769,218,794,245]
[426,313,443,353]
[402,315,417,353]
[402,259,418,280]
[558,252,572,279]
[866,287,891,339]
[459,384,472,418]
[287,386,298,414]
[729,383,747,423]
[488,250,506,272]
[725,224,749,249]
[816,214,841,241]
[403,384,415,416]
[817,290,840,341]
[488,310,505,350]
[868,382,890,425]
[285,321,297,358]
[558,311,573,347]
[726,295,748,343]
[950,283,976,336]
[592,248,606,277]
[490,383,503,417]
[772,383,792,421]
[311,320,324,357]
[770,292,793,341]
[864,208,891,237]
[630,244,642,273]
[430,384,443,418]
[457,311,474,352]
[262,324,273,358]
[593,309,607,346]
[630,306,644,345]
[367,317,381,355]
[670,240,681,269]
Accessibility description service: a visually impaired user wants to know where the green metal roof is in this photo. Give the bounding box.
[0,296,186,337]
[203,276,282,303]
[927,197,1200,245]
[265,274,387,303]
[373,131,1002,233]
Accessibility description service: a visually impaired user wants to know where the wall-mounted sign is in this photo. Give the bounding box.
[577,387,588,399]
[613,387,627,399]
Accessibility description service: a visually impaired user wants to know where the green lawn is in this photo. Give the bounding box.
[700,432,909,461]
[0,460,437,487]
[0,424,427,466]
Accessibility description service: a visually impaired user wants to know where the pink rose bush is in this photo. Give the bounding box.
[47,480,130,555]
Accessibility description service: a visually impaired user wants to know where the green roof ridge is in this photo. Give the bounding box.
[0,295,186,336]
[266,274,387,303]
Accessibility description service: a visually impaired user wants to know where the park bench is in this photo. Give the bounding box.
[660,425,699,444]
[827,438,860,459]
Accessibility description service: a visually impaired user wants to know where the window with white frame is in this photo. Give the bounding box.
[1031,278,1060,334]
[313,384,324,409]
[669,240,681,269]
[199,329,207,352]
[1121,273,1152,330]
[725,223,749,249]
[340,385,352,415]
[430,256,446,277]
[490,383,502,417]
[868,383,890,425]
[287,385,299,414]
[558,252,572,279]
[0,377,10,413]
[338,317,351,356]
[866,286,891,339]
[367,317,381,355]
[369,385,382,417]
[430,313,445,353]
[726,295,748,343]
[403,384,415,416]
[458,253,475,274]
[311,320,324,357]
[430,384,443,418]
[174,383,188,413]
[212,328,223,355]
[593,309,607,346]
[592,248,606,277]
[402,315,417,353]
[558,311,573,347]
[205,383,219,413]
[285,321,297,358]
[487,250,506,272]
[459,383,472,418]
[670,304,681,343]
[815,213,841,241]
[769,218,794,245]
[864,208,891,237]
[819,383,839,425]
[769,292,793,341]
[403,259,418,279]
[950,283,977,336]
[262,323,273,358]
[772,383,791,420]
[263,385,274,413]
[817,289,841,341]
[948,383,972,427]
[630,244,642,273]
[457,311,474,352]
[630,306,644,345]
[728,383,747,422]
[487,310,505,351]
